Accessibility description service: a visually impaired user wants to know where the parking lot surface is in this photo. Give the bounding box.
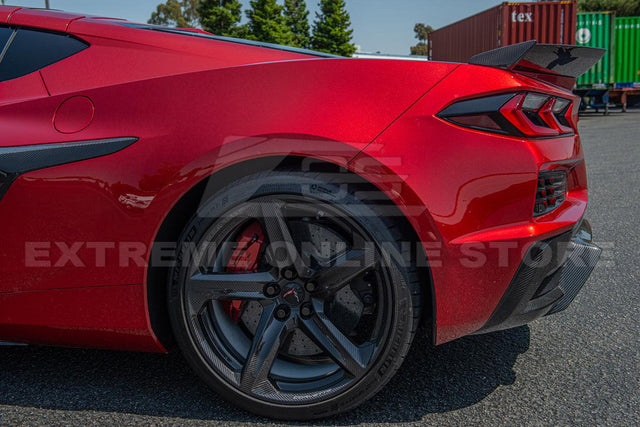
[1,110,638,426]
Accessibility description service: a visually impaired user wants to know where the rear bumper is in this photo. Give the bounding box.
[475,219,601,334]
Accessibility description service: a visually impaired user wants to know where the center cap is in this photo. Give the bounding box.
[282,283,305,306]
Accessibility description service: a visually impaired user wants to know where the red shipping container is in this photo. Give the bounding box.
[430,1,577,62]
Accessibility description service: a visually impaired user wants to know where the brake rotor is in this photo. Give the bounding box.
[230,219,367,357]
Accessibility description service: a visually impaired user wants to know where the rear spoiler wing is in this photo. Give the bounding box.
[469,41,606,89]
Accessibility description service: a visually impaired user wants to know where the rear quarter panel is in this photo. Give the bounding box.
[0,39,456,350]
[352,64,588,344]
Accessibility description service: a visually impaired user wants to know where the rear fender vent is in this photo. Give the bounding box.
[534,170,567,217]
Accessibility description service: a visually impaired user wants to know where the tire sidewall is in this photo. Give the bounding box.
[168,171,415,420]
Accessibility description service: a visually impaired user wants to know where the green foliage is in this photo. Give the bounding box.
[311,0,356,56]
[413,23,433,43]
[148,0,199,28]
[246,0,295,45]
[578,0,640,16]
[198,0,243,36]
[284,0,311,48]
[410,44,430,56]
[410,23,433,56]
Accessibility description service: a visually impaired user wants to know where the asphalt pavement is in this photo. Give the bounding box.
[0,109,638,426]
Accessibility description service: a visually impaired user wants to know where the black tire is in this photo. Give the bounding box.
[168,170,422,420]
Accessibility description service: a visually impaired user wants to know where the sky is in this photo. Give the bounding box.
[3,0,505,54]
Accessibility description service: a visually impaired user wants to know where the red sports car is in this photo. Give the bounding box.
[0,7,602,420]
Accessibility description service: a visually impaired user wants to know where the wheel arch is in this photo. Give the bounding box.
[146,155,435,350]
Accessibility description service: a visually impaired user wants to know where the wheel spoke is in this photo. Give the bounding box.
[187,271,275,312]
[240,305,291,392]
[300,300,372,377]
[315,248,377,294]
[259,200,308,277]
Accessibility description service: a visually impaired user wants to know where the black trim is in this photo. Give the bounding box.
[0,137,137,174]
[0,24,89,83]
[437,93,515,117]
[469,40,537,68]
[436,93,518,136]
[469,41,606,79]
[0,171,18,200]
[0,137,137,200]
[475,220,601,335]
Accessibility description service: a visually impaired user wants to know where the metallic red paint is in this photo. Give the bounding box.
[53,96,95,134]
[0,7,591,351]
[351,66,588,343]
[8,8,87,31]
[0,284,162,352]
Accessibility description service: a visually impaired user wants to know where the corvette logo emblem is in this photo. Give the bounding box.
[283,284,304,305]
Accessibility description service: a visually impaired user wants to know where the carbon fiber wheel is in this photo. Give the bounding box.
[168,171,421,420]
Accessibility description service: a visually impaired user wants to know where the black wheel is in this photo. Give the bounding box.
[168,170,422,420]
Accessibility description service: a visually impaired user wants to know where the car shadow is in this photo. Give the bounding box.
[338,325,531,424]
[0,326,530,424]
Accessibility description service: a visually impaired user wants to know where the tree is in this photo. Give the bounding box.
[311,0,356,56]
[578,0,640,16]
[410,23,433,56]
[198,0,243,36]
[148,0,199,28]
[284,0,311,48]
[245,0,295,45]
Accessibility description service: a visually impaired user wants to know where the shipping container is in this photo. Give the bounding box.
[615,16,640,85]
[430,1,577,63]
[576,12,615,87]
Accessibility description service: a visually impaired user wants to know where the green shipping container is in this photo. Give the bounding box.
[615,16,640,85]
[576,12,615,87]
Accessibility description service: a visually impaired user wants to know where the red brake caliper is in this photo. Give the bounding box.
[223,221,265,323]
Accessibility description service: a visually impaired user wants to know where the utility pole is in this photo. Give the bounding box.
[45,0,50,9]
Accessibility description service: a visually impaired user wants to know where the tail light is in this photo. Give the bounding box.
[437,92,578,138]
[534,170,567,216]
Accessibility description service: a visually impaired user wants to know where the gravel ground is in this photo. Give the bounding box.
[1,110,638,426]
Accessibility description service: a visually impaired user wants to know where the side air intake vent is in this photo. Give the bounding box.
[0,170,17,200]
[0,137,138,202]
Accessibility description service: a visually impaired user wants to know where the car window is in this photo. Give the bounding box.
[0,26,13,52]
[0,26,88,82]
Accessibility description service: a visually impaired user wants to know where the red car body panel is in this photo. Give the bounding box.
[0,7,591,350]
[8,8,86,31]
[0,284,160,351]
[352,66,588,342]
[0,6,20,23]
